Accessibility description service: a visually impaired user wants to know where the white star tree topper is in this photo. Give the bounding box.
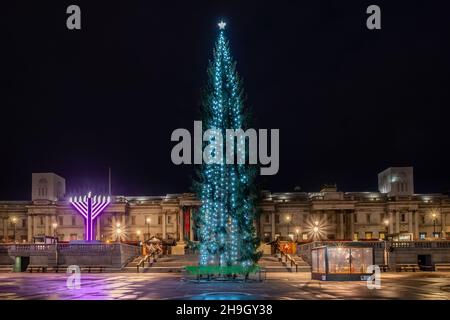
[218,21,226,30]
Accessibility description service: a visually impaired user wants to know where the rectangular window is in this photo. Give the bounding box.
[131,216,136,225]
[303,214,307,223]
[302,233,308,240]
[70,233,77,241]
[379,232,386,240]
[353,232,359,241]
[421,215,425,224]
[167,215,172,224]
[158,216,162,225]
[401,214,406,222]
[419,232,426,240]
[365,232,373,240]
[275,214,280,224]
[264,214,270,224]
[366,214,371,224]
[40,217,44,225]
[354,214,358,223]
[71,216,76,226]
[58,216,63,226]
[22,219,26,228]
[432,232,440,238]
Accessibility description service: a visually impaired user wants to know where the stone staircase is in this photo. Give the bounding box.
[123,253,311,273]
[258,254,311,272]
[123,254,199,273]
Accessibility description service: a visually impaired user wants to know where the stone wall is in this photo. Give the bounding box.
[0,243,140,269]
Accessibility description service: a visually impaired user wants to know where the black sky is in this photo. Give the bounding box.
[2,0,450,199]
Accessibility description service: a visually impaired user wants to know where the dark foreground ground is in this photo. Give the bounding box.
[0,272,449,300]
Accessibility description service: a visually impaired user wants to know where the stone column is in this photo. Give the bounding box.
[112,214,116,227]
[389,212,394,234]
[340,213,344,239]
[189,208,194,241]
[349,211,355,239]
[414,210,419,240]
[27,216,32,242]
[162,212,166,239]
[271,212,275,240]
[179,207,184,243]
[395,211,400,234]
[408,211,413,240]
[45,215,49,236]
[97,217,101,240]
[32,216,37,238]
[2,218,7,241]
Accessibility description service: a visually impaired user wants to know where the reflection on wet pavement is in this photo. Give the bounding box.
[0,272,449,300]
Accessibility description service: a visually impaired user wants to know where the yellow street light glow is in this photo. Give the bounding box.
[116,228,122,235]
[52,223,58,228]
[116,222,121,228]
[383,219,389,226]
[313,226,319,233]
[137,230,141,235]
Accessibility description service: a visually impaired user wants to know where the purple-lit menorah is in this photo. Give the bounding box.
[69,192,111,241]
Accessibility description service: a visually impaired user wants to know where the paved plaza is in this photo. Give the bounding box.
[0,272,449,300]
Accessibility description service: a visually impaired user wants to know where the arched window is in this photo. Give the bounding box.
[38,178,48,197]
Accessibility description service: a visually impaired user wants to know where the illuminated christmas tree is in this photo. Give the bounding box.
[195,21,260,268]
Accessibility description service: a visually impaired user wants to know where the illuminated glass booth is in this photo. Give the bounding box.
[311,246,374,281]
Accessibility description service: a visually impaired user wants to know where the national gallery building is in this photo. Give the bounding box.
[0,167,449,243]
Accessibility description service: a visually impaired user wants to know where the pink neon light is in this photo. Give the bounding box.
[70,192,110,241]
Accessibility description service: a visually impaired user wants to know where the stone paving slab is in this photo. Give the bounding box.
[0,272,449,300]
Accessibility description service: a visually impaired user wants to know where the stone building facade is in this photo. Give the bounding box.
[0,167,449,243]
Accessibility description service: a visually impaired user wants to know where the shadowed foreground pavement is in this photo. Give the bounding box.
[0,272,449,300]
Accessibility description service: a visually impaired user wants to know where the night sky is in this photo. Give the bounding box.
[2,1,450,200]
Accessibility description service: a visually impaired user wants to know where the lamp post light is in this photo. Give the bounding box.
[432,212,437,237]
[146,217,151,241]
[383,219,389,239]
[52,222,58,238]
[11,217,17,243]
[382,219,389,265]
[295,228,300,242]
[137,230,141,241]
[286,215,291,239]
[116,227,122,242]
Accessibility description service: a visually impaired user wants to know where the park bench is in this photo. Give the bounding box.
[378,264,390,272]
[27,265,48,273]
[54,265,69,273]
[0,265,12,272]
[80,265,106,273]
[395,264,420,272]
[434,263,450,272]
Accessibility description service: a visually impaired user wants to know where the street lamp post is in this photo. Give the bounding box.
[137,230,141,241]
[146,217,151,241]
[116,227,122,242]
[383,219,389,239]
[52,222,58,239]
[432,212,437,237]
[286,215,291,240]
[382,219,389,265]
[11,217,17,243]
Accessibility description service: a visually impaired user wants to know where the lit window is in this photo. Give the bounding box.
[419,232,426,240]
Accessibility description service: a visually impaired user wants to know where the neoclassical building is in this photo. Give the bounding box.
[0,167,449,243]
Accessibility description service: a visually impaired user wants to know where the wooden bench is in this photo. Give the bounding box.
[434,263,450,272]
[396,264,420,272]
[28,265,48,273]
